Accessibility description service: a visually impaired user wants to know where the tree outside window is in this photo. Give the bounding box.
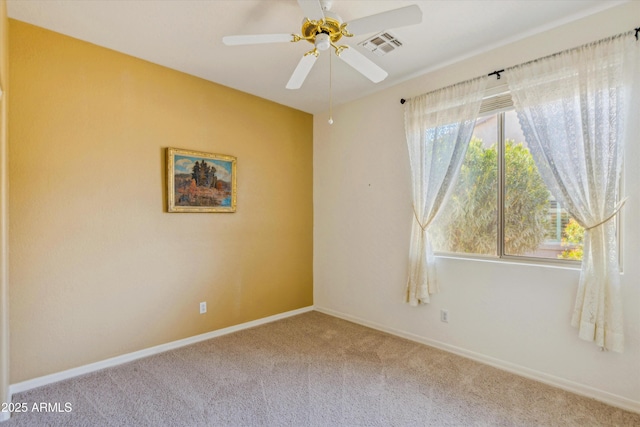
[431,109,585,261]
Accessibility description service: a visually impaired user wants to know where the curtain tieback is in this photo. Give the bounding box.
[412,206,427,231]
[584,197,628,231]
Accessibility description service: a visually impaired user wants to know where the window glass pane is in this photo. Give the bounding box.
[432,114,498,256]
[503,110,584,260]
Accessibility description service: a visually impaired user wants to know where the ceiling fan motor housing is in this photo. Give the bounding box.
[301,10,344,47]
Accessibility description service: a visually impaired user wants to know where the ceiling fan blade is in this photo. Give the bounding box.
[286,53,318,90]
[337,46,388,83]
[297,0,325,21]
[347,4,422,35]
[222,34,294,46]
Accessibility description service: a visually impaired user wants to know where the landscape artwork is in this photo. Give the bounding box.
[167,148,237,213]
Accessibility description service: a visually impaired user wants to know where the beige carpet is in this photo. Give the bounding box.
[6,311,640,426]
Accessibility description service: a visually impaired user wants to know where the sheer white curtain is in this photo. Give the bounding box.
[507,34,639,352]
[404,77,487,306]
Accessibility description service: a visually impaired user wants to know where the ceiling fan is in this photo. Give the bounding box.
[222,0,422,90]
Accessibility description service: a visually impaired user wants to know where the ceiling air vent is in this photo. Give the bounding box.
[359,32,403,57]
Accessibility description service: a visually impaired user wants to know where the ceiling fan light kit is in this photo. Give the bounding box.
[314,33,331,51]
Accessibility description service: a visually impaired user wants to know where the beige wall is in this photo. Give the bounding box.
[9,20,313,383]
[314,1,640,410]
[0,0,9,415]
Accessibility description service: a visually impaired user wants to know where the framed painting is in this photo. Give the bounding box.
[167,147,237,213]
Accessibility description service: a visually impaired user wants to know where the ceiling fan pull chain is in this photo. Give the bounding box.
[328,50,334,125]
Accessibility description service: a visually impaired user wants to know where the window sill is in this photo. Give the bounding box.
[434,252,582,271]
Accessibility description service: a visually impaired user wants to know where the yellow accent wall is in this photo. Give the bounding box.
[8,20,313,383]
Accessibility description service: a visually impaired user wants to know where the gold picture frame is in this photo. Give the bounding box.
[167,147,237,213]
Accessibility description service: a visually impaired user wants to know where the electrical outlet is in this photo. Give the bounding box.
[440,309,449,323]
[199,301,207,314]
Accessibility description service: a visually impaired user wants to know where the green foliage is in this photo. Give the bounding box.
[435,138,497,255]
[503,141,551,255]
[433,138,550,255]
[558,218,584,260]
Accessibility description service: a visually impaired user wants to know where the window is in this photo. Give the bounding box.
[431,104,587,262]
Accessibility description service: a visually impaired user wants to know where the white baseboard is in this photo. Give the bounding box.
[314,305,640,415]
[10,305,314,395]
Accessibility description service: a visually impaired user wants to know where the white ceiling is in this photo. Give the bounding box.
[6,0,627,114]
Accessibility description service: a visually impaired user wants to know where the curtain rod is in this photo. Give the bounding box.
[400,25,639,105]
[400,69,503,104]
